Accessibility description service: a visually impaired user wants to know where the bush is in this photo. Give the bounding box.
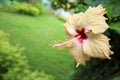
[51,0,87,13]
[1,2,15,12]
[1,1,45,16]
[29,5,40,16]
[34,3,46,14]
[0,30,54,80]
[13,2,40,16]
[14,2,30,14]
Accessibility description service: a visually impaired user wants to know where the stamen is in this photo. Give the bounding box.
[53,38,75,47]
[52,36,81,48]
[76,63,80,67]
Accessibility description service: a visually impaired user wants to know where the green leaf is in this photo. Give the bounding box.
[110,22,120,34]
[102,4,112,20]
[108,0,120,17]
[109,3,120,17]
[84,0,93,5]
[91,0,120,18]
[112,76,120,80]
[91,0,109,6]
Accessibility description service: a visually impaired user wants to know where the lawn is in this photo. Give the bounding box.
[0,11,75,80]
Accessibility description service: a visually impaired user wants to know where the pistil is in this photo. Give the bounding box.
[74,28,88,43]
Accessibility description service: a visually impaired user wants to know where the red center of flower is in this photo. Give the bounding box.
[74,28,88,43]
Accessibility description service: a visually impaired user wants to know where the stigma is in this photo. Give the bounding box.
[74,28,88,43]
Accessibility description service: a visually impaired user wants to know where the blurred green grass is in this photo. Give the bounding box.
[112,76,120,80]
[0,11,74,80]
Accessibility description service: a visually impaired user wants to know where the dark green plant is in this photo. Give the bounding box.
[0,3,2,8]
[34,3,46,14]
[51,0,77,10]
[51,0,89,13]
[0,30,54,80]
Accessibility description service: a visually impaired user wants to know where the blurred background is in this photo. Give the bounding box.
[0,0,120,80]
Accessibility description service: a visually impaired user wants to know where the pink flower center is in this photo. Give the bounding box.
[74,28,88,43]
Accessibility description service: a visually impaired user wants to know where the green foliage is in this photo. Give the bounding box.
[34,3,47,14]
[93,0,120,37]
[83,0,93,5]
[0,3,2,8]
[104,0,120,18]
[0,30,54,80]
[110,22,120,34]
[0,11,74,80]
[1,1,14,12]
[51,0,89,13]
[51,0,70,10]
[13,2,40,16]
[112,76,120,80]
[102,4,113,20]
[75,4,89,13]
[14,2,30,14]
[101,0,120,35]
[1,1,46,16]
[28,5,40,16]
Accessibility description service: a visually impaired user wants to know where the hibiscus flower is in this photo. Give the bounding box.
[52,5,113,67]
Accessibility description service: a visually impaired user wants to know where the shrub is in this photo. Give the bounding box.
[29,5,40,16]
[1,1,44,16]
[13,2,40,16]
[1,2,15,12]
[14,2,30,14]
[0,30,54,80]
[34,3,46,14]
[14,2,40,16]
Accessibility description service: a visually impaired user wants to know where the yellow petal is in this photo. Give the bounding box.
[85,5,106,15]
[83,5,108,33]
[69,45,90,67]
[83,33,113,59]
[64,23,76,36]
[64,13,84,36]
